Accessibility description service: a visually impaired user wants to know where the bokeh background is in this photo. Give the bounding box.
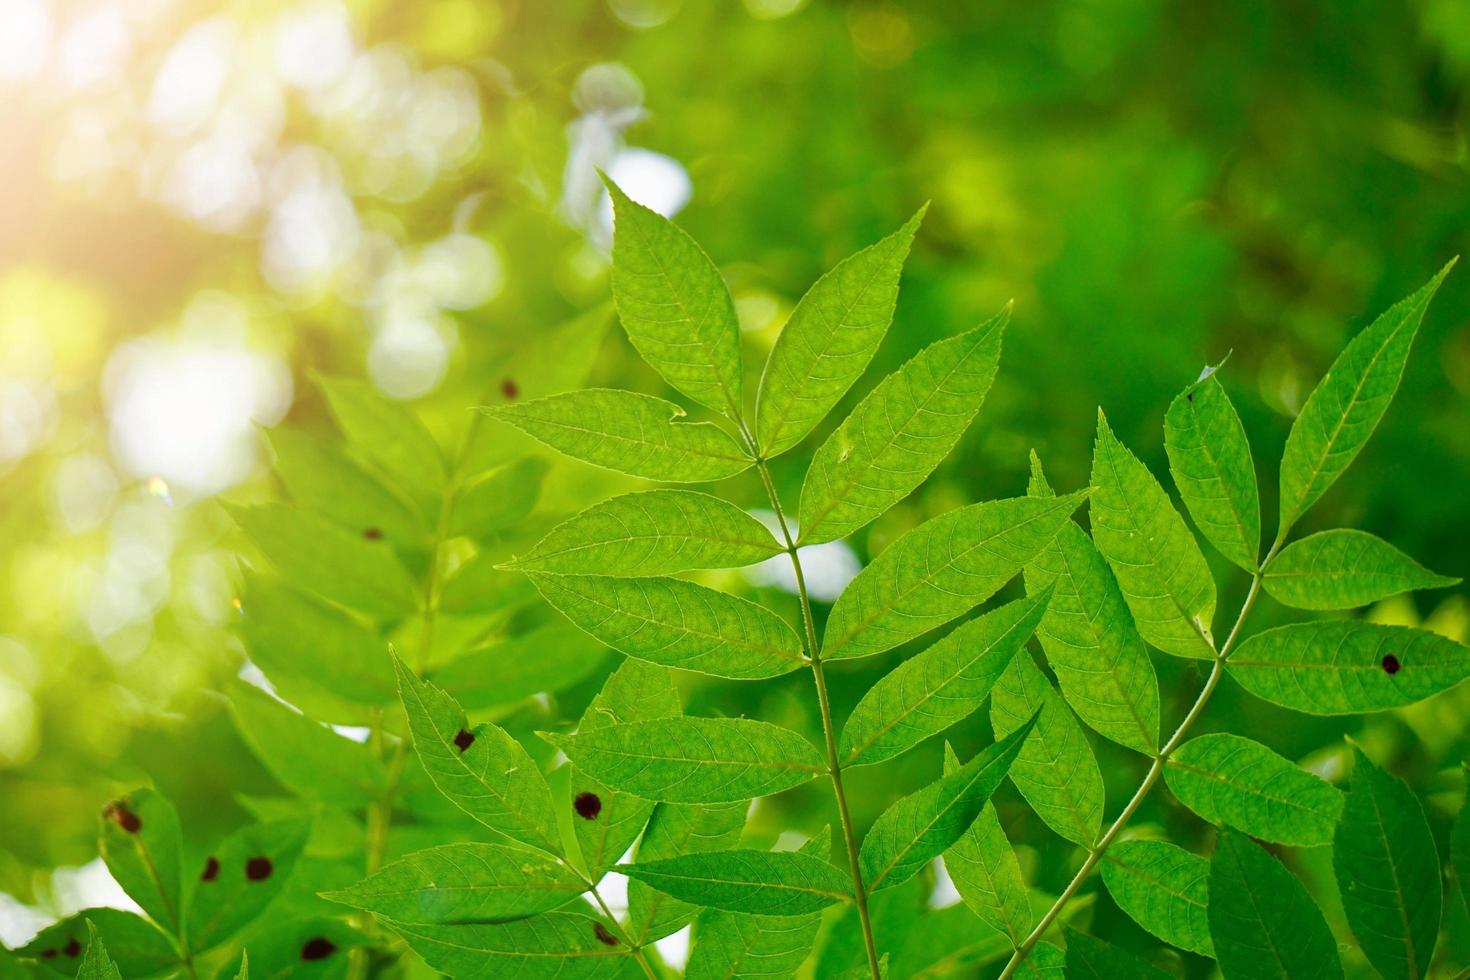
[2,0,1469,970]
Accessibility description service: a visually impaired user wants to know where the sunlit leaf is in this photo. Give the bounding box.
[542,716,825,804]
[1018,941,1065,978]
[1024,451,1159,754]
[323,842,586,925]
[528,573,805,679]
[319,375,447,500]
[1163,733,1342,846]
[506,489,781,576]
[839,589,1050,768]
[1277,263,1453,537]
[822,491,1088,661]
[1164,372,1261,572]
[798,309,1007,545]
[627,801,747,943]
[1207,828,1342,979]
[756,208,924,458]
[858,719,1035,891]
[1226,621,1470,714]
[392,912,639,978]
[484,388,752,482]
[1333,748,1441,980]
[622,848,851,917]
[268,427,427,546]
[990,653,1103,847]
[450,457,548,540]
[429,624,611,711]
[97,789,184,939]
[1101,840,1212,957]
[187,818,311,954]
[1262,529,1460,610]
[941,745,1030,943]
[1092,409,1216,659]
[77,923,124,980]
[607,177,744,419]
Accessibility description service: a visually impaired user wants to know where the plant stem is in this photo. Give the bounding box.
[996,547,1276,979]
[752,458,883,980]
[583,875,661,980]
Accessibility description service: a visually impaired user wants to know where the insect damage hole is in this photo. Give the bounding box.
[1381,653,1401,674]
[301,937,337,961]
[201,856,220,881]
[573,791,602,820]
[245,856,274,881]
[593,923,620,946]
[104,801,142,833]
[454,728,475,752]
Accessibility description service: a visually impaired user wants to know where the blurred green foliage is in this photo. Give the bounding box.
[0,0,1467,974]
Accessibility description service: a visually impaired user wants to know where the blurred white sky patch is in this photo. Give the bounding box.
[147,19,236,135]
[0,378,57,468]
[273,2,354,93]
[0,857,143,946]
[0,0,52,83]
[104,295,291,496]
[656,925,693,971]
[58,5,131,91]
[745,511,861,603]
[368,311,457,400]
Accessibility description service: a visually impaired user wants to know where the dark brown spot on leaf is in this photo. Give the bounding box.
[300,937,337,961]
[593,923,620,946]
[104,800,142,833]
[201,856,220,881]
[362,526,383,540]
[39,948,57,959]
[501,378,519,400]
[1186,392,1194,402]
[1382,653,1401,675]
[63,939,81,958]
[245,856,273,881]
[573,791,602,820]
[454,728,475,752]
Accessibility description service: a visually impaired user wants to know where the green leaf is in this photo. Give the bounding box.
[755,208,924,458]
[570,660,681,877]
[319,375,446,499]
[889,902,1011,978]
[1101,840,1213,957]
[1277,262,1453,538]
[239,574,395,714]
[231,503,419,619]
[822,491,1088,661]
[77,922,124,980]
[450,457,548,540]
[859,718,1035,891]
[1333,748,1442,980]
[797,309,1007,545]
[229,682,387,809]
[230,917,362,977]
[439,551,539,616]
[1454,766,1470,916]
[683,831,830,980]
[543,716,825,804]
[1207,828,1342,979]
[606,177,744,419]
[1018,941,1066,978]
[484,388,752,482]
[323,842,586,925]
[1262,529,1460,610]
[506,489,781,576]
[990,653,1103,847]
[392,912,640,979]
[528,573,804,679]
[1091,409,1216,659]
[839,590,1050,768]
[1227,621,1470,714]
[233,952,248,980]
[942,747,1030,943]
[1024,451,1160,754]
[622,849,851,917]
[395,656,561,853]
[429,624,611,711]
[1164,734,1342,846]
[1163,371,1261,572]
[186,818,311,954]
[268,427,426,545]
[97,789,184,939]
[627,801,748,943]
[1063,928,1172,980]
[18,910,179,977]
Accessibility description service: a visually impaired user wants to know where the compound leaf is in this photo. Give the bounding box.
[1091,410,1216,659]
[1263,529,1459,611]
[484,389,752,483]
[543,717,825,804]
[1207,828,1343,979]
[859,718,1035,891]
[1164,733,1343,846]
[1226,621,1470,714]
[528,573,804,679]
[756,208,924,458]
[1101,840,1213,957]
[1278,263,1453,538]
[607,177,744,419]
[822,491,1088,661]
[392,912,640,979]
[798,309,1008,545]
[839,589,1050,768]
[506,489,781,576]
[1334,748,1442,980]
[1164,372,1261,572]
[622,849,851,917]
